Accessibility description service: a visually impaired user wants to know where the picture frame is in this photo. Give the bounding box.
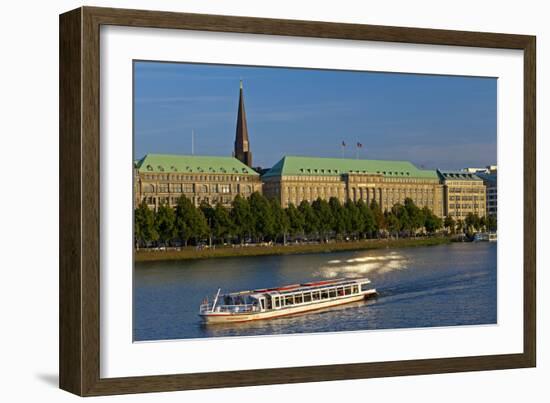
[59,6,536,396]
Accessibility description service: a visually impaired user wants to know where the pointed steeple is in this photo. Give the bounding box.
[234,80,252,167]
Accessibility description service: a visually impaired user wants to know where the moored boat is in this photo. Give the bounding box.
[199,278,377,324]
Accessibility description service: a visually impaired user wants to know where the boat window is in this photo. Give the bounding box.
[329,288,337,298]
[361,283,370,292]
[352,285,359,294]
[344,286,352,295]
[312,292,320,301]
[285,295,294,305]
[337,287,344,296]
[295,294,303,304]
[321,290,329,299]
[275,297,280,308]
[304,293,312,303]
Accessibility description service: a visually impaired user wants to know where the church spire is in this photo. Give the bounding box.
[234,80,252,167]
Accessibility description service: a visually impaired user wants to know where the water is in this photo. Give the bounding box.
[134,242,496,341]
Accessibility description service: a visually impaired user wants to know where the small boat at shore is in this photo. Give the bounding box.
[199,278,377,324]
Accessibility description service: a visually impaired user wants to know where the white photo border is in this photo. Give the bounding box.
[100,25,524,378]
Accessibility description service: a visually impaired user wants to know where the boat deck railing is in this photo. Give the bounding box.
[200,303,260,314]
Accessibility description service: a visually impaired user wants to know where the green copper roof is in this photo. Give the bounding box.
[136,154,259,175]
[263,156,438,179]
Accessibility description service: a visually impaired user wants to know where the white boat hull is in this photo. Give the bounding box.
[201,289,376,324]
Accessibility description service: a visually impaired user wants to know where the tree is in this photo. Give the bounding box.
[385,210,401,238]
[456,219,464,234]
[444,215,456,234]
[286,203,305,238]
[298,200,319,238]
[155,203,176,244]
[344,200,362,239]
[249,192,275,241]
[404,198,423,234]
[486,215,497,232]
[479,215,487,232]
[423,206,442,233]
[174,195,209,245]
[231,195,253,243]
[356,199,375,238]
[369,200,385,235]
[270,198,290,244]
[312,198,333,242]
[329,197,347,240]
[134,200,158,248]
[212,203,233,244]
[391,203,409,236]
[465,212,480,233]
[199,202,215,246]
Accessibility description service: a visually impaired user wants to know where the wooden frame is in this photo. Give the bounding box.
[59,6,536,396]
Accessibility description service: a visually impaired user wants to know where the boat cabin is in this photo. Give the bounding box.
[204,278,372,314]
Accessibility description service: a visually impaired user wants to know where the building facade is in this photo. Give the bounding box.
[134,154,262,209]
[476,170,497,217]
[262,156,444,216]
[437,170,486,220]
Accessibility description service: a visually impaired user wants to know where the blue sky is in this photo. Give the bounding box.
[134,61,496,170]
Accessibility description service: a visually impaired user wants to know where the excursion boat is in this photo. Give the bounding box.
[199,278,377,324]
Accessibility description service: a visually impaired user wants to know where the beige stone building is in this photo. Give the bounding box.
[262,156,444,216]
[134,154,262,209]
[437,170,486,220]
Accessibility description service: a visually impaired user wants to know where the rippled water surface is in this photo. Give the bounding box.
[134,242,496,341]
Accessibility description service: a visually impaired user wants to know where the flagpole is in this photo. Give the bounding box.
[191,129,195,155]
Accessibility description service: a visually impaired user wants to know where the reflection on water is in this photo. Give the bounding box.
[134,242,496,341]
[315,251,409,278]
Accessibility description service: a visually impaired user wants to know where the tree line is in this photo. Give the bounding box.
[134,192,496,248]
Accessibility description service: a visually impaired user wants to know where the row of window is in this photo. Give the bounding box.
[273,284,360,308]
[143,183,253,194]
[140,174,256,182]
[448,203,485,209]
[449,196,486,201]
[142,195,234,206]
[448,187,485,193]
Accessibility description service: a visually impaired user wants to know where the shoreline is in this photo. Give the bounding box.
[134,237,452,263]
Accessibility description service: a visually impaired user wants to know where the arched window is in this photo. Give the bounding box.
[144,184,155,193]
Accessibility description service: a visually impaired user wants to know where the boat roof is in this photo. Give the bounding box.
[223,278,371,298]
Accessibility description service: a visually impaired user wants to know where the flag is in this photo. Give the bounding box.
[342,141,346,147]
[357,142,363,148]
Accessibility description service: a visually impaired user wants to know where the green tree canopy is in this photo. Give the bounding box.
[286,203,305,237]
[174,195,209,245]
[423,206,442,233]
[356,199,376,237]
[212,203,233,242]
[155,203,176,244]
[270,198,290,243]
[230,194,253,242]
[312,198,333,241]
[298,200,319,237]
[134,200,158,246]
[444,215,456,234]
[329,197,347,238]
[486,215,497,232]
[249,192,275,241]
